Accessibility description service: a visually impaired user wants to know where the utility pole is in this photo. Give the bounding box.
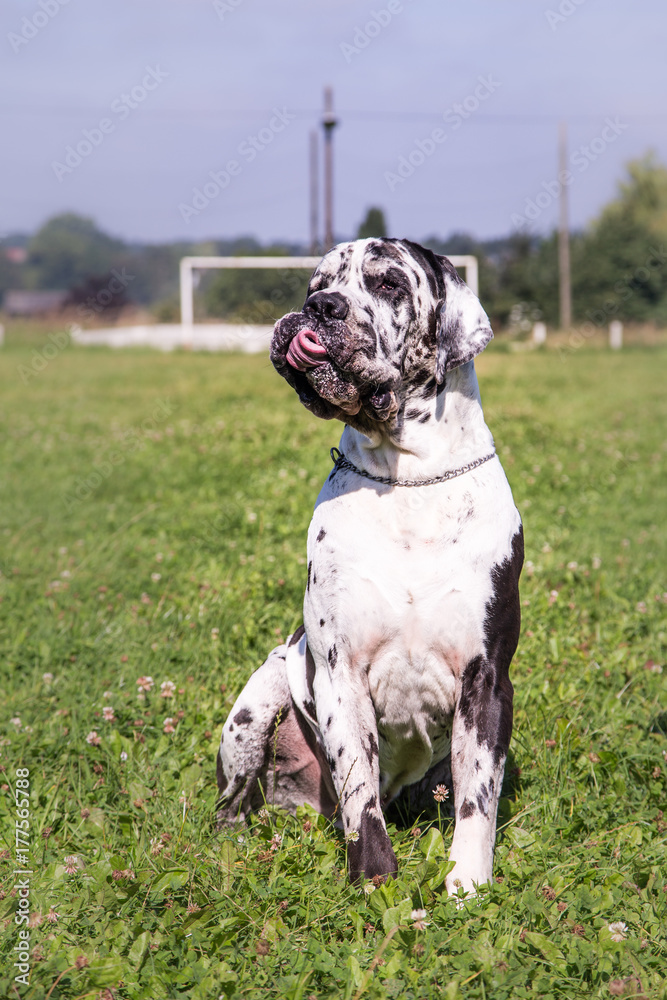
[558,121,572,330]
[322,86,338,251]
[309,130,319,255]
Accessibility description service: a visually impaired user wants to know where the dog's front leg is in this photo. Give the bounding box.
[312,662,398,883]
[446,654,513,896]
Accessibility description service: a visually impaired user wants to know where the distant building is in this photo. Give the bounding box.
[4,247,28,265]
[3,290,68,315]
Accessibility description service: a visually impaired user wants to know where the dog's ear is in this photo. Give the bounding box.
[435,257,493,382]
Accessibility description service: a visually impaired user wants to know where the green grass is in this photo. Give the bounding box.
[0,333,666,999]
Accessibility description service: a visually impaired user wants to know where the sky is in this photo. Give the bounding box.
[2,0,666,247]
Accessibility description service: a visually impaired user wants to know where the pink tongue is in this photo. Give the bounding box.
[286,329,328,371]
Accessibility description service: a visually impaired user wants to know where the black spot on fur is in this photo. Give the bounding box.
[305,646,316,700]
[235,733,243,743]
[420,376,437,399]
[303,699,317,721]
[418,412,430,423]
[289,625,305,647]
[366,731,379,767]
[328,644,338,669]
[216,748,227,795]
[459,799,476,819]
[233,708,253,726]
[346,803,398,883]
[326,715,333,729]
[307,561,312,591]
[458,526,523,766]
[338,746,344,757]
[317,527,326,542]
[228,724,234,733]
[319,618,325,627]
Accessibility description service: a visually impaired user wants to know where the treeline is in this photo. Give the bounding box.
[430,155,667,329]
[2,155,666,329]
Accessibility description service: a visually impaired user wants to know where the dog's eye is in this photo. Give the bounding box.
[378,278,396,292]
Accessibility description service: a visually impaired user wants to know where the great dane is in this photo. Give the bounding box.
[216,238,523,895]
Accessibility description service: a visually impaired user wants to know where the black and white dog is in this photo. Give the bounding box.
[217,238,523,895]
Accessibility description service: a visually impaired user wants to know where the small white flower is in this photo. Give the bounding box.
[246,511,257,523]
[363,883,375,895]
[541,543,552,554]
[608,921,628,942]
[102,706,115,722]
[163,717,176,734]
[103,690,113,699]
[211,627,220,640]
[136,675,154,692]
[433,784,449,803]
[120,751,128,762]
[411,908,429,930]
[567,561,578,571]
[592,556,602,569]
[10,717,21,728]
[86,731,101,746]
[43,672,54,684]
[151,572,161,582]
[160,680,176,698]
[345,830,359,843]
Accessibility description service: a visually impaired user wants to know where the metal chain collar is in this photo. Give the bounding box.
[329,446,496,488]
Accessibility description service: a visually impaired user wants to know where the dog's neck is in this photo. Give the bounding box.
[338,362,494,482]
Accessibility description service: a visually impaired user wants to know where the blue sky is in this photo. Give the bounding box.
[2,0,665,245]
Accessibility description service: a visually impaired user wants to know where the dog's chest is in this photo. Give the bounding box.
[303,470,514,731]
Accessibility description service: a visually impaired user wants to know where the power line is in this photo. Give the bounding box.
[1,104,664,122]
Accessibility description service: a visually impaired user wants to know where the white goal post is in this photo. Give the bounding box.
[179,254,479,327]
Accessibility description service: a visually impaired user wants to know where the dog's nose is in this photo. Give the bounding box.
[304,291,349,321]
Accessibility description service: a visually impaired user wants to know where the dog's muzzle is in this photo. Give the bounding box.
[271,312,399,422]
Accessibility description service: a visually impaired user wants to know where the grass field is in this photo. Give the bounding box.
[0,330,666,999]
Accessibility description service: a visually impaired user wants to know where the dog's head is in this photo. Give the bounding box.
[270,238,492,428]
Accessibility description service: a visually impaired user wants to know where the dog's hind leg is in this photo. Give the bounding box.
[216,641,337,826]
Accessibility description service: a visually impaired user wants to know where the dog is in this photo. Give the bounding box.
[216,238,523,895]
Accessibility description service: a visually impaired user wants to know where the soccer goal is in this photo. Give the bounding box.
[179,254,479,327]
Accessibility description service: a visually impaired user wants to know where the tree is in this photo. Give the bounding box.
[572,156,667,323]
[204,247,310,323]
[356,207,388,240]
[26,213,124,289]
